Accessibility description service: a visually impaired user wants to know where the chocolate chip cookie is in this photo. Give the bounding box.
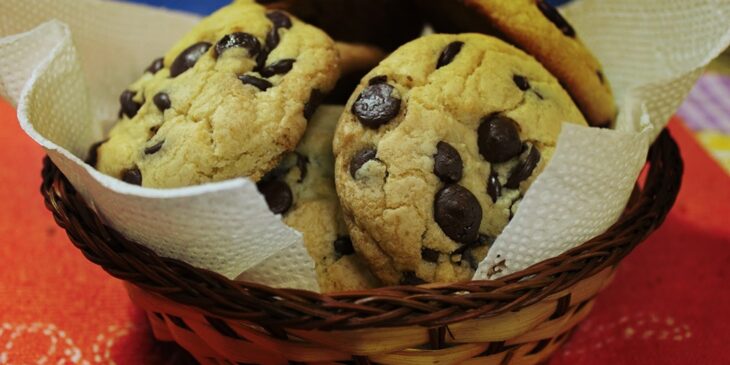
[418,0,616,127]
[258,105,379,292]
[333,34,588,285]
[95,0,339,188]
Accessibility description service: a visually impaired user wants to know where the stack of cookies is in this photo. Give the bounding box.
[90,0,615,291]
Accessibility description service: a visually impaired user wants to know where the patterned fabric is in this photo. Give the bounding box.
[3,99,730,363]
[677,73,730,173]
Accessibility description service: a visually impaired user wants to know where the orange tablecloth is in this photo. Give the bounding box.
[1,98,729,364]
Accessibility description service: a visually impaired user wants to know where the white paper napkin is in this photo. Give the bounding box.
[1,0,728,288]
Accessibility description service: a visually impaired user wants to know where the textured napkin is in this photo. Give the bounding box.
[0,0,304,282]
[1,0,728,290]
[475,0,730,278]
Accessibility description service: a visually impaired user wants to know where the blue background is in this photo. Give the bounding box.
[120,0,571,16]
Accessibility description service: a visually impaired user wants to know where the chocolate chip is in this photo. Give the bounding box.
[436,41,464,69]
[351,83,401,129]
[145,57,164,74]
[433,141,463,183]
[505,145,541,189]
[214,33,261,59]
[537,0,576,38]
[170,42,212,77]
[257,180,293,215]
[239,75,273,91]
[421,247,440,263]
[144,140,164,155]
[266,11,292,29]
[264,30,281,59]
[349,148,377,178]
[121,167,142,186]
[304,89,325,120]
[434,185,482,244]
[477,234,495,246]
[368,75,388,85]
[477,115,522,163]
[513,75,530,91]
[400,271,426,285]
[153,92,171,112]
[120,90,141,118]
[264,11,292,53]
[487,169,501,203]
[149,126,160,138]
[85,140,107,167]
[333,236,355,258]
[597,70,605,84]
[260,59,295,77]
[295,152,309,183]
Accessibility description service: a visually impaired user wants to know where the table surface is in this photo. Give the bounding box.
[2,1,730,364]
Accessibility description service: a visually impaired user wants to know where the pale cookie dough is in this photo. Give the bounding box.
[95,0,339,188]
[257,105,380,292]
[419,0,617,127]
[333,34,588,285]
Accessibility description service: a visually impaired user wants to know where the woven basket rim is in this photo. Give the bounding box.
[40,130,682,331]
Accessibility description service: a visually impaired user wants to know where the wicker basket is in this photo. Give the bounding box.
[40,130,682,365]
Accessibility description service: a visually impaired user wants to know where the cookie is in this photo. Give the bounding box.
[95,0,339,188]
[257,105,379,292]
[418,0,616,127]
[333,34,588,285]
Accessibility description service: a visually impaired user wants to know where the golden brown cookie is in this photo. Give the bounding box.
[333,34,588,285]
[418,0,616,127]
[95,0,339,187]
[257,105,380,292]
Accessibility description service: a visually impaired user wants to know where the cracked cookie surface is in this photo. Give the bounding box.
[258,105,380,292]
[333,33,587,285]
[418,0,616,127]
[95,0,339,188]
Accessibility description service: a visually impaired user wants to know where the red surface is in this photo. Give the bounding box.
[0,98,728,364]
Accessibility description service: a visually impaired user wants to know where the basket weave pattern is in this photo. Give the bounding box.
[40,131,682,364]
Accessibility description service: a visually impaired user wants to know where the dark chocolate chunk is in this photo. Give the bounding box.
[505,145,541,189]
[421,247,440,263]
[304,89,325,120]
[264,11,292,53]
[149,126,160,138]
[477,115,522,163]
[477,234,495,246]
[239,75,273,91]
[145,57,164,74]
[266,11,293,29]
[260,59,295,77]
[434,185,482,244]
[170,42,212,77]
[295,152,309,183]
[597,70,605,84]
[487,169,501,203]
[121,167,142,186]
[153,92,171,112]
[433,141,463,183]
[333,236,355,258]
[368,75,388,85]
[214,33,261,59]
[513,75,530,91]
[351,83,401,129]
[400,271,427,285]
[144,140,164,155]
[349,148,377,178]
[120,90,142,118]
[436,41,464,69]
[537,0,576,38]
[85,140,107,167]
[257,180,293,215]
